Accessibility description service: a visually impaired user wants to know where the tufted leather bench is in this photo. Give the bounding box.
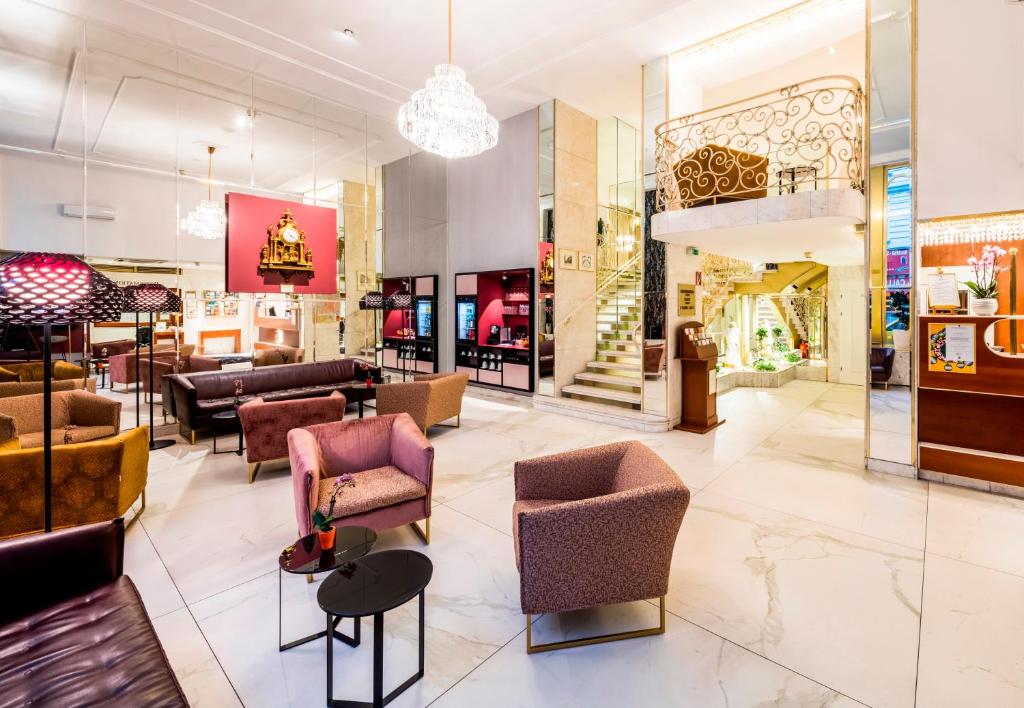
[0,519,186,707]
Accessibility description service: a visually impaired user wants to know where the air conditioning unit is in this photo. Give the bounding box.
[61,204,115,220]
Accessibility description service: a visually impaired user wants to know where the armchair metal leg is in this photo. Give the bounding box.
[125,490,146,530]
[525,597,666,654]
[248,462,261,484]
[306,574,313,584]
[436,415,461,430]
[409,517,430,545]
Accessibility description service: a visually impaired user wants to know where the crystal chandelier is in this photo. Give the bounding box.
[181,145,226,240]
[398,0,498,159]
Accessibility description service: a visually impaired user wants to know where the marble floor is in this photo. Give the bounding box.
[107,380,1024,708]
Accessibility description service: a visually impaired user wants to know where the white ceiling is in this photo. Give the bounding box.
[0,0,901,196]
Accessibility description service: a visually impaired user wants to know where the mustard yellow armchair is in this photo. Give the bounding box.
[0,426,150,540]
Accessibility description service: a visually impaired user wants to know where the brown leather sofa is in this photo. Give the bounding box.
[673,144,768,208]
[0,519,187,706]
[871,347,895,388]
[167,358,371,442]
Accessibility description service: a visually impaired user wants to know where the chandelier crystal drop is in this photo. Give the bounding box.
[398,1,498,159]
[182,145,226,240]
[180,199,226,241]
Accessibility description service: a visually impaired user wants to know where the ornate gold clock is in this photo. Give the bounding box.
[258,209,314,280]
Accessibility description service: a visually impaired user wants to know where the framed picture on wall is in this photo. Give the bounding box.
[559,249,578,270]
[579,252,595,272]
[356,270,374,291]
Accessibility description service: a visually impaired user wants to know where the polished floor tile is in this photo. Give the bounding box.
[103,380,1024,707]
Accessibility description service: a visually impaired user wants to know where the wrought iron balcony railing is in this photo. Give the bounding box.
[654,75,864,211]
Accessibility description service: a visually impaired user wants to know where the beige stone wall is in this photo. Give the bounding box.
[552,101,598,395]
[342,180,377,360]
[663,245,704,426]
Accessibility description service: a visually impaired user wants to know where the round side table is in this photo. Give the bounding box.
[277,526,377,652]
[318,550,433,708]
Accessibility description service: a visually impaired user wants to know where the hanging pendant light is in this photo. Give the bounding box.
[181,145,226,240]
[399,0,498,159]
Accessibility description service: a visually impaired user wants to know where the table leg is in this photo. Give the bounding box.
[213,426,218,454]
[373,612,383,708]
[326,613,334,705]
[418,590,425,675]
[358,400,364,418]
[237,426,243,456]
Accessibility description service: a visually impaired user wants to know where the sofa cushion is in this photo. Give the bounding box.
[0,576,187,707]
[19,426,117,449]
[316,465,426,519]
[511,498,563,569]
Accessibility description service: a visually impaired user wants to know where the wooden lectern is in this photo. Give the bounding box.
[674,320,725,434]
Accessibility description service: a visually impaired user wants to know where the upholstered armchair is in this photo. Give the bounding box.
[513,441,690,653]
[0,425,149,539]
[0,389,121,449]
[375,372,469,433]
[870,347,895,388]
[142,354,222,397]
[287,413,433,543]
[237,391,347,483]
[253,345,305,367]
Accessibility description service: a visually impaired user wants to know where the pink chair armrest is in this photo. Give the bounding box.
[287,427,323,537]
[389,413,434,492]
[514,442,630,501]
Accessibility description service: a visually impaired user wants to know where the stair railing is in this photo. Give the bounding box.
[556,252,642,332]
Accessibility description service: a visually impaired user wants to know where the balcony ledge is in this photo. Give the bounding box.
[652,187,865,266]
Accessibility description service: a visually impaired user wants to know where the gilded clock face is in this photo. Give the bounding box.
[280,225,299,243]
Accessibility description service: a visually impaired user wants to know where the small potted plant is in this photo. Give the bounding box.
[966,245,1007,316]
[310,473,356,550]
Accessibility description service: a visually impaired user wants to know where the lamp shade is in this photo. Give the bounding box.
[359,290,384,311]
[0,252,124,324]
[385,290,413,310]
[122,283,183,313]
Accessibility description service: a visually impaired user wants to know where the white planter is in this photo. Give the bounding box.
[891,329,911,351]
[972,298,998,316]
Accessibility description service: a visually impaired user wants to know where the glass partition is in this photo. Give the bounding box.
[867,0,914,467]
[537,101,555,396]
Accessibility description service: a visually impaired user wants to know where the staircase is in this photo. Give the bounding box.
[700,254,754,326]
[781,295,809,342]
[561,272,644,409]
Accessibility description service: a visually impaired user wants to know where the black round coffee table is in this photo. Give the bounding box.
[318,550,433,708]
[277,526,377,652]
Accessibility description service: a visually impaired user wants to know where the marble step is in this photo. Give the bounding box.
[562,384,642,405]
[598,337,639,347]
[585,360,638,370]
[595,351,641,362]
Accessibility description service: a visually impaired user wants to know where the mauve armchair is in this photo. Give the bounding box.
[375,371,469,434]
[513,441,690,653]
[287,412,433,543]
[237,391,347,483]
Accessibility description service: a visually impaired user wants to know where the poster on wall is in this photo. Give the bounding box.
[927,322,976,374]
[225,193,337,294]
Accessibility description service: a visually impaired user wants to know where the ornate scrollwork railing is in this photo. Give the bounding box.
[655,76,864,211]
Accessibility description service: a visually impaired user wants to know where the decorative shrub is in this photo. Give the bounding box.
[753,358,777,372]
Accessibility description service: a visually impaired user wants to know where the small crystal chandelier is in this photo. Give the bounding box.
[181,145,226,240]
[398,0,498,159]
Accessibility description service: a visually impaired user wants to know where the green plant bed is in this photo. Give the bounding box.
[753,358,777,372]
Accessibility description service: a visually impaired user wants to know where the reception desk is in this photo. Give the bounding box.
[918,315,1024,486]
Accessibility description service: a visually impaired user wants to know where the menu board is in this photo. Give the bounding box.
[927,273,960,310]
[927,322,976,374]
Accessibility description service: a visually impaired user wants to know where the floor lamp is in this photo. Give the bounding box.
[0,253,124,532]
[359,290,384,368]
[386,286,413,382]
[123,284,180,451]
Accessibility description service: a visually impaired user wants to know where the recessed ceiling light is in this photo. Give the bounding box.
[827,45,837,54]
[341,28,355,38]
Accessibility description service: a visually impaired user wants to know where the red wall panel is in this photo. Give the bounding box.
[225,193,337,294]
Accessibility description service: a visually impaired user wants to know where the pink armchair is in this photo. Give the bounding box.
[287,412,433,543]
[237,392,347,483]
[513,441,690,653]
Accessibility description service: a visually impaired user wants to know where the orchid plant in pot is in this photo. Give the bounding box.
[966,245,1007,316]
[311,473,356,550]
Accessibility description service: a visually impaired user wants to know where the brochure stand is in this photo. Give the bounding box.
[674,320,725,434]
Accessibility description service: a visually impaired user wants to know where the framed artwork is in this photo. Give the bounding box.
[559,249,578,270]
[579,252,595,272]
[356,270,375,291]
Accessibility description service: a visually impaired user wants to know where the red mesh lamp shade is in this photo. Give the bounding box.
[385,290,413,310]
[0,252,124,324]
[360,290,385,311]
[122,283,183,313]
